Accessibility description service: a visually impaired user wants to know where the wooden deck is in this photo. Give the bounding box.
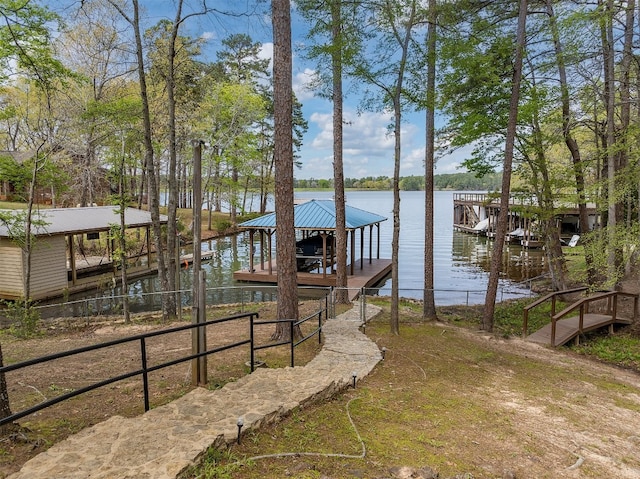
[526,313,633,347]
[233,258,392,301]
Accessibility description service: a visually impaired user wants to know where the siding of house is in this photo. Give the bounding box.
[29,236,68,299]
[0,238,25,299]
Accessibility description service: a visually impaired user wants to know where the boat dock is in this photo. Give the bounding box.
[452,192,597,248]
[233,258,392,301]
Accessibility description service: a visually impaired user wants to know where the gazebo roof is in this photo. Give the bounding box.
[0,206,167,237]
[238,199,387,230]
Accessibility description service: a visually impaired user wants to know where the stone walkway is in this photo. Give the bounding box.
[9,304,383,479]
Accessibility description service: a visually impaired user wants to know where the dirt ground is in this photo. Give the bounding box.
[2,295,640,478]
[205,316,640,479]
[441,325,640,478]
[0,302,323,478]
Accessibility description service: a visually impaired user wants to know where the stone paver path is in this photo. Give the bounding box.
[9,304,382,479]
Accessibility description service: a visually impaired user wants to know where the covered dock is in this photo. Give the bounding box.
[0,206,167,301]
[233,200,390,299]
[453,193,598,248]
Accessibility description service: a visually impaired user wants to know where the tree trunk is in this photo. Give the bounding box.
[423,0,437,320]
[483,0,527,332]
[118,140,130,323]
[388,0,416,335]
[272,0,299,341]
[0,343,16,436]
[131,0,170,319]
[545,0,597,285]
[331,0,348,304]
[603,0,622,287]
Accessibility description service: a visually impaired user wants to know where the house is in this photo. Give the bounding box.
[0,206,168,301]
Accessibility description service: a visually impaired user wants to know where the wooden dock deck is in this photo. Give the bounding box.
[526,313,633,347]
[233,258,392,301]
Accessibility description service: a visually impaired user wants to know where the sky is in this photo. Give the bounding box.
[54,0,470,180]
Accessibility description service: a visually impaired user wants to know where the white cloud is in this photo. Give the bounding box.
[298,108,428,179]
[259,42,274,69]
[294,68,318,101]
[200,31,216,41]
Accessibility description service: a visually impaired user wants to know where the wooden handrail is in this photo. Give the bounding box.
[524,289,639,347]
[522,287,588,338]
[550,291,617,346]
[551,291,616,322]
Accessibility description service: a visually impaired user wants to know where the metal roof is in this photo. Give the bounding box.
[0,206,167,237]
[238,199,387,230]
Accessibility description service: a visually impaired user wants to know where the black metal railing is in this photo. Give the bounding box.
[0,311,259,427]
[252,299,327,368]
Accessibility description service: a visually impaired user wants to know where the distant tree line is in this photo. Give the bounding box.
[294,172,502,191]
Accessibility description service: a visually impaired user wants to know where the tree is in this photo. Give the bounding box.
[422,0,437,320]
[196,82,267,225]
[483,0,527,331]
[103,0,172,318]
[298,0,361,304]
[146,2,211,315]
[349,0,419,334]
[209,33,270,221]
[0,0,72,432]
[57,1,132,208]
[544,0,596,284]
[272,0,299,340]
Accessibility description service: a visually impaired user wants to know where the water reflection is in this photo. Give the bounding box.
[36,191,549,314]
[452,232,546,282]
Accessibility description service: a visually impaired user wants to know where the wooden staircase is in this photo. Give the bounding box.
[522,288,638,347]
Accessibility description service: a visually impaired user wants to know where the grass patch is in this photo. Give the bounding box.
[572,333,640,370]
[185,315,640,479]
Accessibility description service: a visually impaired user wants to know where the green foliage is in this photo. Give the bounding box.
[0,0,66,85]
[2,299,41,338]
[295,173,502,191]
[582,224,640,289]
[0,155,30,198]
[572,334,640,370]
[493,297,568,339]
[213,218,232,233]
[183,447,247,479]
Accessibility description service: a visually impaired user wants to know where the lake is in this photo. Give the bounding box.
[53,190,545,314]
[174,190,544,306]
[289,190,544,304]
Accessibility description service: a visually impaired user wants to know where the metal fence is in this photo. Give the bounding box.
[0,282,536,329]
[0,311,259,427]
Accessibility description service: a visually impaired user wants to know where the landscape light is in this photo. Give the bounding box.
[381,347,387,360]
[237,417,244,444]
[352,371,357,388]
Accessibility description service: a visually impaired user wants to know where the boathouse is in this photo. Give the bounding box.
[0,206,167,301]
[233,200,391,296]
[452,193,598,247]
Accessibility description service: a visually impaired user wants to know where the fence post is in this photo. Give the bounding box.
[329,288,335,319]
[140,337,150,412]
[198,270,207,385]
[250,313,255,372]
[290,320,295,368]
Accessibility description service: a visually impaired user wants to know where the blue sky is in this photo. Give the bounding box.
[56,0,470,180]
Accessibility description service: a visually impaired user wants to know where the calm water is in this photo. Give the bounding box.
[290,190,545,304]
[59,190,546,311]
